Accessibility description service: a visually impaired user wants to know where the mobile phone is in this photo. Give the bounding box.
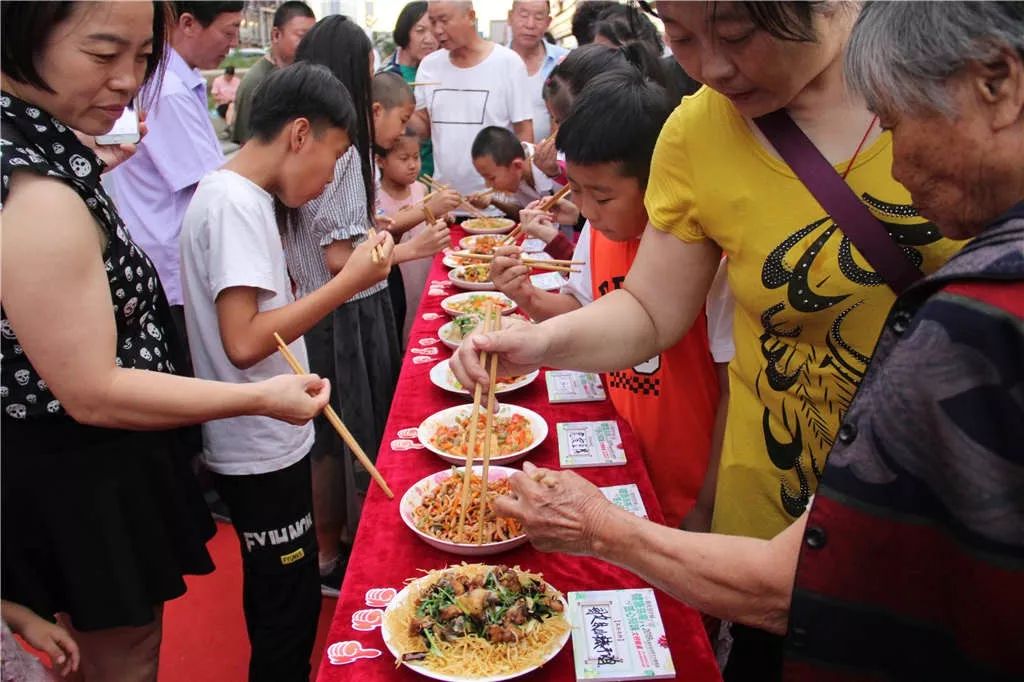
[95,105,140,146]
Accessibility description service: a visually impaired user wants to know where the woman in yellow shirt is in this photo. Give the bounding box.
[451,3,961,675]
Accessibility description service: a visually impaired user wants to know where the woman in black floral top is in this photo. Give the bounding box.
[0,3,331,678]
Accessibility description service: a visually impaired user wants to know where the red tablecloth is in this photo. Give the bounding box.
[316,228,721,682]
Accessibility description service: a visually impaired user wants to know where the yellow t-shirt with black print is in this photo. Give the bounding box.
[645,87,962,540]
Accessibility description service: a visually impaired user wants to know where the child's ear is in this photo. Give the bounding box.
[289,117,313,152]
[371,101,384,122]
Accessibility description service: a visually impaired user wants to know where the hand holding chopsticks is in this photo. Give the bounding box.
[273,333,394,499]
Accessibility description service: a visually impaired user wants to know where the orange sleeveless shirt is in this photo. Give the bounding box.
[590,230,720,525]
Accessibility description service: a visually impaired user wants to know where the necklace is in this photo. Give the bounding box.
[841,114,878,180]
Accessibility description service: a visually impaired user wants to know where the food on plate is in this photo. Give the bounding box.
[385,563,569,676]
[464,235,501,255]
[447,367,527,392]
[463,217,515,233]
[430,411,533,458]
[412,469,523,544]
[452,264,491,283]
[443,293,514,316]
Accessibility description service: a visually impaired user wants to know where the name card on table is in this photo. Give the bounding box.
[546,370,606,404]
[568,588,675,680]
[557,421,625,468]
[600,484,649,519]
[531,271,568,291]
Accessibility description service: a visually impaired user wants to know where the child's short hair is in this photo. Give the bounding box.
[372,71,415,109]
[249,62,356,142]
[555,69,670,187]
[380,128,421,156]
[470,126,525,166]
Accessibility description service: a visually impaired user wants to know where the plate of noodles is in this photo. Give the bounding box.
[440,292,516,318]
[417,403,547,466]
[430,359,538,396]
[400,466,527,556]
[458,235,504,255]
[448,264,496,291]
[461,217,516,235]
[382,563,571,681]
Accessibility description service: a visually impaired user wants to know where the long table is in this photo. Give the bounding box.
[316,227,721,681]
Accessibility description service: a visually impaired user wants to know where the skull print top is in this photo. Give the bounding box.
[1,92,179,421]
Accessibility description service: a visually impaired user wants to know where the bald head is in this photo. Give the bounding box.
[428,0,480,52]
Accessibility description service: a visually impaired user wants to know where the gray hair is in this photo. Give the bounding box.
[845,1,1024,118]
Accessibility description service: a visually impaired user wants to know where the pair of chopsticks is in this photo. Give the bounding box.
[409,81,440,87]
[500,184,573,246]
[455,303,502,544]
[273,332,394,499]
[451,250,581,274]
[421,174,490,219]
[366,227,386,264]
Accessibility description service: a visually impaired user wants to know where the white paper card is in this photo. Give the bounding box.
[558,421,625,468]
[546,371,606,403]
[600,484,649,519]
[568,588,675,680]
[531,271,567,291]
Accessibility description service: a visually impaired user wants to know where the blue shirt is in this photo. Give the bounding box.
[104,47,224,306]
[524,41,568,142]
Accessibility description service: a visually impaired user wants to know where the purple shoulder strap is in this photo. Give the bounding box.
[754,109,923,295]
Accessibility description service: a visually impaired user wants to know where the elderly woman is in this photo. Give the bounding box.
[493,2,1024,680]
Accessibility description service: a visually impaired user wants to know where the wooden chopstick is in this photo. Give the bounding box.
[500,225,522,246]
[366,227,385,264]
[455,305,495,542]
[476,304,501,545]
[273,332,394,499]
[538,184,572,212]
[409,81,440,86]
[450,251,583,272]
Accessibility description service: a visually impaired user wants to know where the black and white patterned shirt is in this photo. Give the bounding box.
[1,92,178,421]
[283,146,388,301]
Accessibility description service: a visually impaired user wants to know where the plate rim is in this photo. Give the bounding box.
[439,291,517,317]
[429,359,538,396]
[447,266,496,291]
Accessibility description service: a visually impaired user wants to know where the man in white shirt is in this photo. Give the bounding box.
[507,1,568,143]
[412,1,534,195]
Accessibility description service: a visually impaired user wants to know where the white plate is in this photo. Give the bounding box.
[461,217,516,235]
[430,359,538,396]
[399,466,527,556]
[438,319,470,349]
[440,292,516,318]
[417,403,548,466]
[448,265,496,291]
[381,566,570,682]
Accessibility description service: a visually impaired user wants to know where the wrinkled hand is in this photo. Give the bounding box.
[518,208,559,243]
[75,111,149,173]
[426,188,462,216]
[467,190,493,209]
[490,245,534,303]
[495,461,612,555]
[346,230,395,290]
[408,218,451,259]
[533,135,559,178]
[524,196,579,226]
[259,373,331,424]
[449,314,549,392]
[18,613,80,677]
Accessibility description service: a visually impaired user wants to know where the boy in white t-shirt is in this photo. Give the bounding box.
[469,125,557,219]
[180,63,394,682]
[411,1,534,195]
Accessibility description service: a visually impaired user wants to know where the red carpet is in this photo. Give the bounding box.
[159,521,334,682]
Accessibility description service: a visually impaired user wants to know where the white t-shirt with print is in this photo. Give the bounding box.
[560,223,735,362]
[415,44,533,195]
[180,169,314,476]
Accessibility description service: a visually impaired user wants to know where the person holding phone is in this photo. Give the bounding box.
[0,3,329,679]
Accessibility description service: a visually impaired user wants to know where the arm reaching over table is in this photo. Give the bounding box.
[449,225,721,391]
[495,461,803,635]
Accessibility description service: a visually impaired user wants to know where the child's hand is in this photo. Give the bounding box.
[518,208,559,243]
[408,219,451,259]
[490,246,535,305]
[426,189,461,217]
[17,615,80,677]
[533,135,560,178]
[525,196,579,226]
[467,190,493,209]
[345,231,395,291]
